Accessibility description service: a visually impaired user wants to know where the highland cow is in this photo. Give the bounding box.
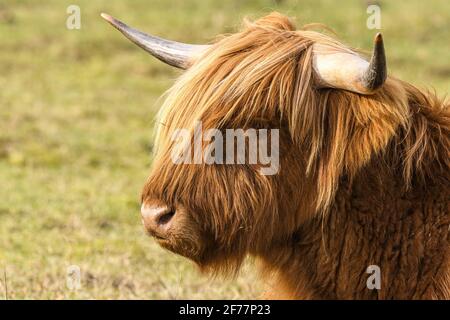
[102,12,450,299]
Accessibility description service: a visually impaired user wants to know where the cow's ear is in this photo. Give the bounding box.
[101,13,210,69]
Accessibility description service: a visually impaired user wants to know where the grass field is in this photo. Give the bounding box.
[0,0,448,299]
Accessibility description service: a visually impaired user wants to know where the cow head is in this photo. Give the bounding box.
[102,12,405,273]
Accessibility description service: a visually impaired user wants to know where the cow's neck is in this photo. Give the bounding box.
[261,154,450,299]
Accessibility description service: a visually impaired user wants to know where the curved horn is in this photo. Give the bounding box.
[101,13,209,69]
[313,33,387,94]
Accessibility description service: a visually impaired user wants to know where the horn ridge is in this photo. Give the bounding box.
[101,13,208,69]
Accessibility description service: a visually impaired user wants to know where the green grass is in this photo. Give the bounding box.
[0,0,448,299]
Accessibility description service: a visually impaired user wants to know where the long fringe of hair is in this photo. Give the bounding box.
[152,12,450,214]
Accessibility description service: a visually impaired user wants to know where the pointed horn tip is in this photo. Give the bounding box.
[100,13,114,23]
[374,33,383,43]
[100,13,128,32]
[100,13,124,29]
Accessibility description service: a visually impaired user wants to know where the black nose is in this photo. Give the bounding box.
[141,204,175,238]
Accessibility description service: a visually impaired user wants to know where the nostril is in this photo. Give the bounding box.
[157,210,175,225]
[141,203,176,235]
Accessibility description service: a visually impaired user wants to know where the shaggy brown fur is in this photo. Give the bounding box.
[141,13,450,299]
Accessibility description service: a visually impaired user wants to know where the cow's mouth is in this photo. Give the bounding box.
[147,229,168,241]
[154,235,169,242]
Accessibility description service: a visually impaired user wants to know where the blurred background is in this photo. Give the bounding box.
[0,0,448,299]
